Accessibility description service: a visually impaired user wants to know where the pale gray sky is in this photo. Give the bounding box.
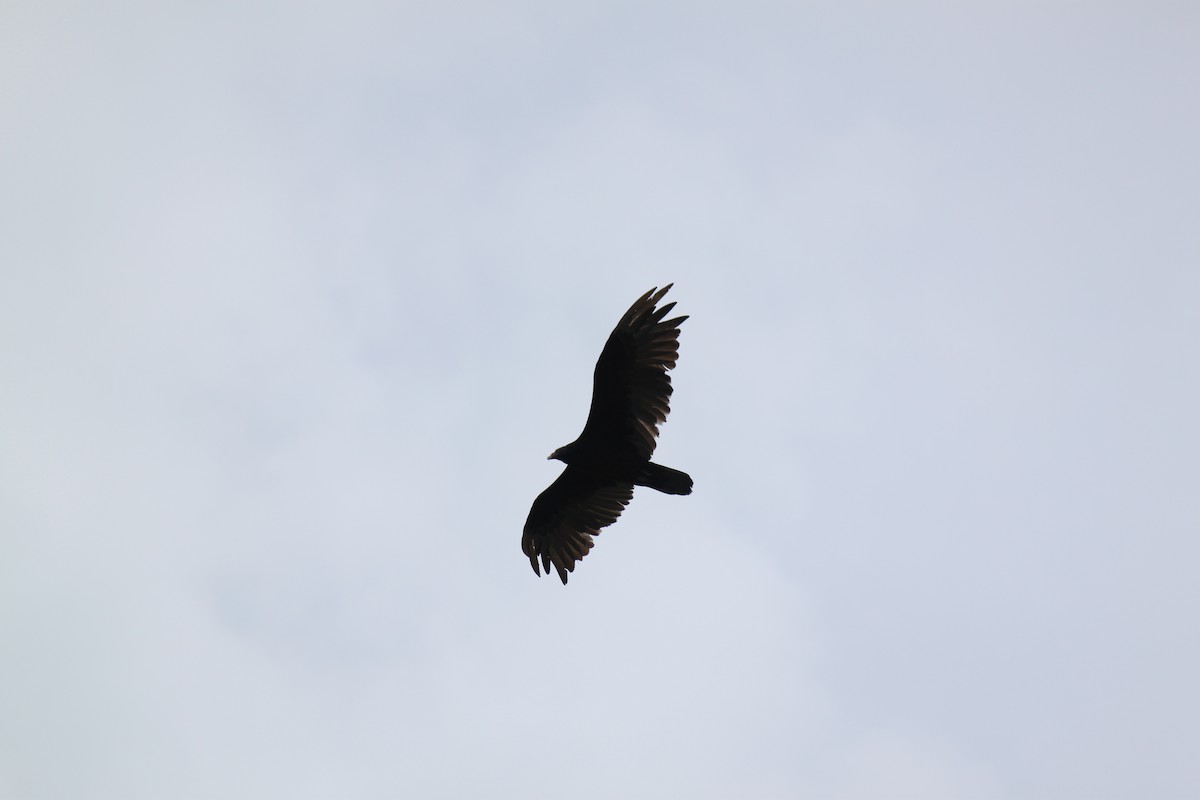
[2,2,1197,798]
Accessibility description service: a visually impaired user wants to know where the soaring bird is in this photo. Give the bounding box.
[522,285,692,584]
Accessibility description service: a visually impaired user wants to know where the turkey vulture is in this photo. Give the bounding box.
[522,284,693,584]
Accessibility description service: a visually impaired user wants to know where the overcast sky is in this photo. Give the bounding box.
[2,2,1198,798]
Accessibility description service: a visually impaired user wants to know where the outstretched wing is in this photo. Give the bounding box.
[522,468,634,584]
[579,284,688,462]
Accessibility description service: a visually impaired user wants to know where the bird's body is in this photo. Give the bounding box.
[522,285,692,584]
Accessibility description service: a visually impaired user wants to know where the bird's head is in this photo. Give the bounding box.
[548,444,572,463]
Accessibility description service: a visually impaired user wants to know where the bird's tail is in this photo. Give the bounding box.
[638,462,693,495]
